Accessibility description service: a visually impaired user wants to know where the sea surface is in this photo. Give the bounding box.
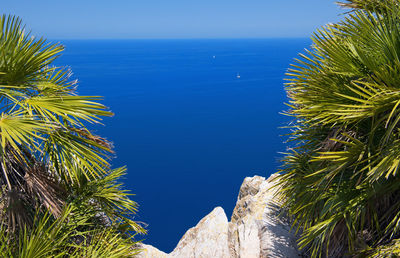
[54,39,310,252]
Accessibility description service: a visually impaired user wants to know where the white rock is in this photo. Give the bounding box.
[170,207,230,258]
[137,244,168,258]
[137,207,229,258]
[229,175,299,258]
[136,174,300,258]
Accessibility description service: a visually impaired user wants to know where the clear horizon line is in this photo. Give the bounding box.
[48,36,311,41]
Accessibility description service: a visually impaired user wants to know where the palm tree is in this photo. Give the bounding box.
[0,15,145,256]
[336,0,393,10]
[276,0,400,256]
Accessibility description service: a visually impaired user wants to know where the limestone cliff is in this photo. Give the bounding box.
[137,175,300,258]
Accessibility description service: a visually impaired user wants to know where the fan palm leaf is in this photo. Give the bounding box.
[277,1,400,256]
[0,14,145,257]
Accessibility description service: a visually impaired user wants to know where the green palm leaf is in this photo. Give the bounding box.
[0,14,145,257]
[277,1,400,256]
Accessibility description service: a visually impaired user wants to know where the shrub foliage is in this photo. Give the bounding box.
[0,15,145,257]
[277,1,400,256]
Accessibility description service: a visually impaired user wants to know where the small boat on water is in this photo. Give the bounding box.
[236,73,241,79]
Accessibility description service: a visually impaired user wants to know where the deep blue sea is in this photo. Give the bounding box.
[54,39,309,252]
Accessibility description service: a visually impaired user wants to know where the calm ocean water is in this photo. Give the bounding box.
[54,39,309,252]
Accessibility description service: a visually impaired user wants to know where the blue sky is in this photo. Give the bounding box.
[4,0,343,39]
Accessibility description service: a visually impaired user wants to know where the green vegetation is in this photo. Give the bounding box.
[0,15,145,257]
[336,0,394,11]
[276,0,400,257]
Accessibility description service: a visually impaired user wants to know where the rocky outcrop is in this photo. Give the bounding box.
[228,175,299,258]
[137,174,300,258]
[138,244,169,258]
[169,207,230,258]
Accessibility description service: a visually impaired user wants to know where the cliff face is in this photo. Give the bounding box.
[137,175,300,258]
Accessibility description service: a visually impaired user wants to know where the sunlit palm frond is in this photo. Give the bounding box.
[0,14,145,256]
[336,0,396,11]
[70,229,140,258]
[278,3,400,257]
[69,167,147,236]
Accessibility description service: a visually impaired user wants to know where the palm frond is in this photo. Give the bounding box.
[278,3,400,256]
[0,14,145,256]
